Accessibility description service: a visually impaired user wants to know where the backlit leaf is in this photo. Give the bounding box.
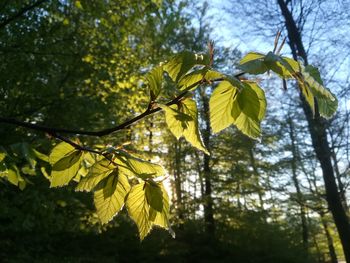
[234,82,266,138]
[146,65,163,100]
[161,104,192,139]
[50,150,83,187]
[210,80,266,138]
[210,80,238,133]
[126,181,172,240]
[178,69,223,91]
[115,151,165,179]
[49,142,76,166]
[181,99,209,154]
[76,158,115,192]
[161,99,209,154]
[239,52,268,75]
[126,182,152,240]
[163,51,209,82]
[147,182,171,232]
[0,146,7,162]
[94,172,130,224]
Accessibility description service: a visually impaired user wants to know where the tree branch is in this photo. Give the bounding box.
[0,90,189,137]
[0,72,246,137]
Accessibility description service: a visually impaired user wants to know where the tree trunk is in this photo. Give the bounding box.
[174,140,184,222]
[248,147,265,211]
[331,150,349,211]
[277,0,350,261]
[288,118,309,250]
[320,212,338,263]
[200,88,215,236]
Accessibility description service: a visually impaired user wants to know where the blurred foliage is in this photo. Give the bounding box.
[0,0,343,262]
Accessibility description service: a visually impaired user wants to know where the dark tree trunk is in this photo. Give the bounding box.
[288,118,309,250]
[277,0,350,261]
[248,147,265,211]
[174,140,184,222]
[320,212,338,263]
[200,88,215,236]
[331,150,349,211]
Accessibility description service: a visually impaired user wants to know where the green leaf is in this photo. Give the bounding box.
[264,52,297,78]
[146,65,163,100]
[238,82,266,122]
[297,65,337,118]
[76,158,115,192]
[49,142,76,165]
[239,52,268,74]
[50,148,83,187]
[177,68,206,91]
[300,84,316,115]
[234,82,266,138]
[146,182,164,212]
[181,99,209,154]
[126,181,172,240]
[161,98,209,154]
[33,149,49,162]
[161,104,192,139]
[126,182,152,240]
[163,51,209,83]
[146,182,171,233]
[115,151,165,179]
[177,69,223,91]
[210,80,266,138]
[7,165,20,186]
[94,172,130,224]
[0,146,7,162]
[210,80,238,133]
[303,65,336,102]
[317,95,338,119]
[6,164,25,189]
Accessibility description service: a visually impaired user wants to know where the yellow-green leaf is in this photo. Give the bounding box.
[147,182,171,232]
[76,158,115,192]
[210,80,238,133]
[161,104,192,139]
[177,69,223,91]
[94,172,130,224]
[126,182,152,240]
[181,99,209,154]
[115,151,165,179]
[50,150,83,187]
[146,65,163,100]
[126,181,172,240]
[239,52,268,75]
[49,142,76,165]
[0,146,6,162]
[234,82,266,138]
[210,80,266,138]
[161,99,209,154]
[163,51,209,83]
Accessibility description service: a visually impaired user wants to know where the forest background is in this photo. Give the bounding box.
[0,0,350,262]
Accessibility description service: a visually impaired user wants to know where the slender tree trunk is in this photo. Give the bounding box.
[174,140,184,222]
[200,88,215,236]
[288,118,309,249]
[277,0,350,261]
[194,150,205,219]
[331,150,349,211]
[320,212,338,263]
[248,147,265,211]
